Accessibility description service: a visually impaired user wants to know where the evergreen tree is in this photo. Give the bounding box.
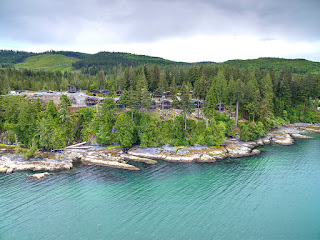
[180,85,194,129]
[115,113,137,148]
[214,70,227,112]
[118,89,130,115]
[204,85,218,120]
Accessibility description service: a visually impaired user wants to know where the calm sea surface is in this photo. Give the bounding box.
[1,134,320,240]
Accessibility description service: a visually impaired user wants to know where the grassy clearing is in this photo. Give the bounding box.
[14,54,77,71]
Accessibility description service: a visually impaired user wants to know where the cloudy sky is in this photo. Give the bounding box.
[1,0,320,62]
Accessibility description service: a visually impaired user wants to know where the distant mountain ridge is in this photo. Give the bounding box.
[1,49,320,75]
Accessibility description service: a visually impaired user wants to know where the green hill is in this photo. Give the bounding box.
[0,50,36,68]
[72,51,192,75]
[14,54,77,71]
[222,57,320,75]
[2,49,320,76]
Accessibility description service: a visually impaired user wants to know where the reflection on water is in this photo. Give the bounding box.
[0,135,320,240]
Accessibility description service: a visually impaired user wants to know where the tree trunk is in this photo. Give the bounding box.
[206,118,208,128]
[235,100,239,127]
[173,108,175,122]
[184,115,187,130]
[131,109,133,121]
[302,98,307,114]
[219,99,222,113]
[123,106,125,116]
[162,97,164,119]
[197,103,200,118]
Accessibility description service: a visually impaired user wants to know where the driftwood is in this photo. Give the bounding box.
[65,142,87,149]
[52,142,88,152]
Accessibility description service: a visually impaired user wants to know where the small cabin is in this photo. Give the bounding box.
[152,91,162,98]
[160,100,171,109]
[89,89,100,95]
[115,90,123,96]
[150,100,157,109]
[191,100,202,108]
[67,85,79,93]
[115,99,124,109]
[164,91,171,97]
[215,104,225,111]
[86,97,97,106]
[101,90,110,96]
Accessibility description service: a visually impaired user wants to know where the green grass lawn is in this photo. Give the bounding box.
[14,54,77,71]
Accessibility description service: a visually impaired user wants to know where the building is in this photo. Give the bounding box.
[102,90,110,96]
[215,104,225,111]
[150,100,157,109]
[67,85,79,93]
[89,89,100,95]
[152,91,162,98]
[115,90,123,96]
[86,97,97,106]
[164,91,171,97]
[191,100,202,108]
[115,99,124,109]
[160,100,171,109]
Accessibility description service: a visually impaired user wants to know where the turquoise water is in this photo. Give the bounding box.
[1,135,320,240]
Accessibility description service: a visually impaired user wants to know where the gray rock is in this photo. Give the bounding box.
[27,172,50,180]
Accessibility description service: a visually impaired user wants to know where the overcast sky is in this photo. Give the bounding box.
[1,0,320,62]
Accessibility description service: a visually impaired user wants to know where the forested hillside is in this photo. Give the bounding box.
[0,50,36,68]
[2,49,320,76]
[223,58,320,75]
[72,51,191,75]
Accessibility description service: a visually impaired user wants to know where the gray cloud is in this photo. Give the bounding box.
[0,0,319,47]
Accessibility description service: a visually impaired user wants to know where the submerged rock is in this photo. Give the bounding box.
[27,172,50,180]
[121,154,157,165]
[291,133,313,139]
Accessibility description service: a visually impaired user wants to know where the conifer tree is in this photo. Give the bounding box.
[180,85,194,129]
[214,70,227,112]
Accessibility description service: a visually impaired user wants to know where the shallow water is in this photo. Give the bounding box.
[1,134,320,240]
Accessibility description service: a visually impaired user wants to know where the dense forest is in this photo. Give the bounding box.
[0,50,320,157]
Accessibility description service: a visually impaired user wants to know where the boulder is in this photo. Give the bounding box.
[27,172,50,180]
[0,167,7,173]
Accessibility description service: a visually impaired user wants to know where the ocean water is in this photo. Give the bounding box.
[0,134,320,240]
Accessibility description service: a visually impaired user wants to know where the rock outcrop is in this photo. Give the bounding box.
[291,133,313,139]
[27,172,50,180]
[61,149,141,171]
[0,154,72,172]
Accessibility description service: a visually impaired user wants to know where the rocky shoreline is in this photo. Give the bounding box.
[0,124,319,178]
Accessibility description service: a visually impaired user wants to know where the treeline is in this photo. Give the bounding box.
[1,63,320,124]
[223,58,320,75]
[0,95,232,155]
[72,52,189,75]
[0,50,36,68]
